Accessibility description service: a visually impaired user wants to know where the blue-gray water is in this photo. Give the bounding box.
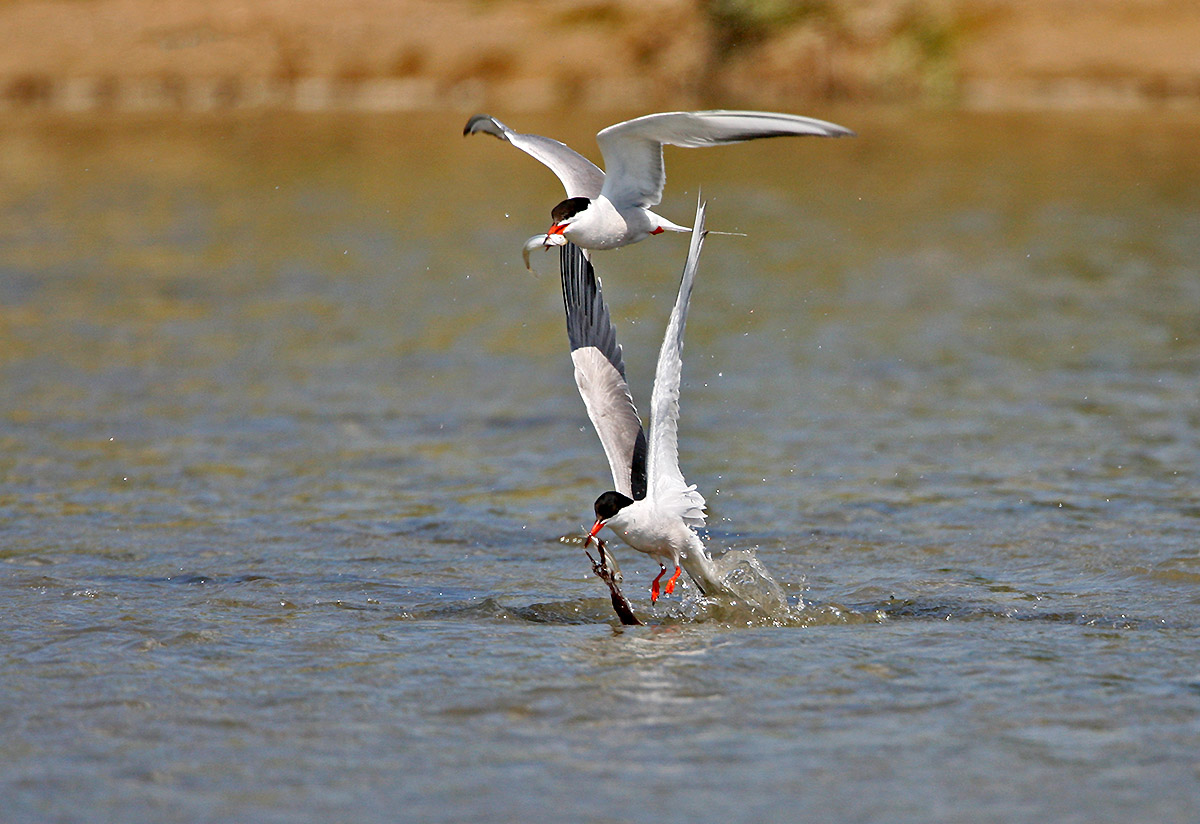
[2,110,1199,822]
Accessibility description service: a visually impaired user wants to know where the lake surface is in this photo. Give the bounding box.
[2,108,1199,823]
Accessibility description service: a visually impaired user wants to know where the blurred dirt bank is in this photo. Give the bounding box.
[2,0,1199,112]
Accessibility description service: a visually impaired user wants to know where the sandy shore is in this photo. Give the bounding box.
[2,0,1199,112]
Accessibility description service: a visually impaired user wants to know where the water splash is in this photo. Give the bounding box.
[665,548,810,627]
[710,548,790,613]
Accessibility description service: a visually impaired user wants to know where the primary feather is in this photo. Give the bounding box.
[560,242,648,500]
[596,110,854,209]
[645,198,709,526]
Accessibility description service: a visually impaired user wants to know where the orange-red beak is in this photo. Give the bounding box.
[583,519,604,548]
[547,223,567,236]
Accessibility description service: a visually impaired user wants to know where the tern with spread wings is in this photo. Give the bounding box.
[561,198,727,603]
[466,110,853,268]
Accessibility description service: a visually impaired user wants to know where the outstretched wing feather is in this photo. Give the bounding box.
[596,110,853,209]
[465,114,605,199]
[645,199,709,526]
[560,243,647,500]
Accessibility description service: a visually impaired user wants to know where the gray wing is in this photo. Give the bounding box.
[645,198,709,526]
[465,114,606,199]
[560,242,647,500]
[596,109,855,209]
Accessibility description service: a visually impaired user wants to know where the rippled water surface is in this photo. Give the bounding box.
[2,109,1199,822]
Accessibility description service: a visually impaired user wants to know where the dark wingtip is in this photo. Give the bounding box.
[824,120,857,138]
[463,114,489,136]
[464,113,507,140]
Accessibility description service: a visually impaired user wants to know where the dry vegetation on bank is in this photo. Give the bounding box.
[1,0,1199,111]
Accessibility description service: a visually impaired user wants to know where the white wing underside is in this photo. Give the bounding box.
[464,114,605,199]
[571,347,643,499]
[469,110,853,210]
[596,110,855,210]
[646,198,709,527]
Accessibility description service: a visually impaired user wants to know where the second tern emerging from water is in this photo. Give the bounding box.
[563,197,726,603]
[465,109,853,268]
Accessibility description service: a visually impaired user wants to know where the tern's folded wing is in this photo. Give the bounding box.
[465,114,606,200]
[560,243,647,500]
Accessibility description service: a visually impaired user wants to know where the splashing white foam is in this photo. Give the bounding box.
[667,548,811,626]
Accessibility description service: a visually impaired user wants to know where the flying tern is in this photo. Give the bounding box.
[465,110,854,268]
[562,197,727,603]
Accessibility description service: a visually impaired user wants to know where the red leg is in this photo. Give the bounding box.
[650,565,667,603]
[663,565,682,596]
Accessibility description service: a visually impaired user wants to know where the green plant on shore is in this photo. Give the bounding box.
[702,0,829,58]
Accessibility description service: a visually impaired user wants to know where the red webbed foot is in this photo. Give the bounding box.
[650,565,667,603]
[663,565,682,596]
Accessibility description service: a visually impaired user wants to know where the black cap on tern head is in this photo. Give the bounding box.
[593,490,634,521]
[551,196,591,224]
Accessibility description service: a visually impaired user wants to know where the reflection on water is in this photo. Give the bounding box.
[2,109,1199,822]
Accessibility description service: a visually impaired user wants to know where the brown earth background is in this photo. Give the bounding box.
[2,0,1200,112]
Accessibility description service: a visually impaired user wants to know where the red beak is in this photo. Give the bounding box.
[547,223,566,236]
[583,519,604,548]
